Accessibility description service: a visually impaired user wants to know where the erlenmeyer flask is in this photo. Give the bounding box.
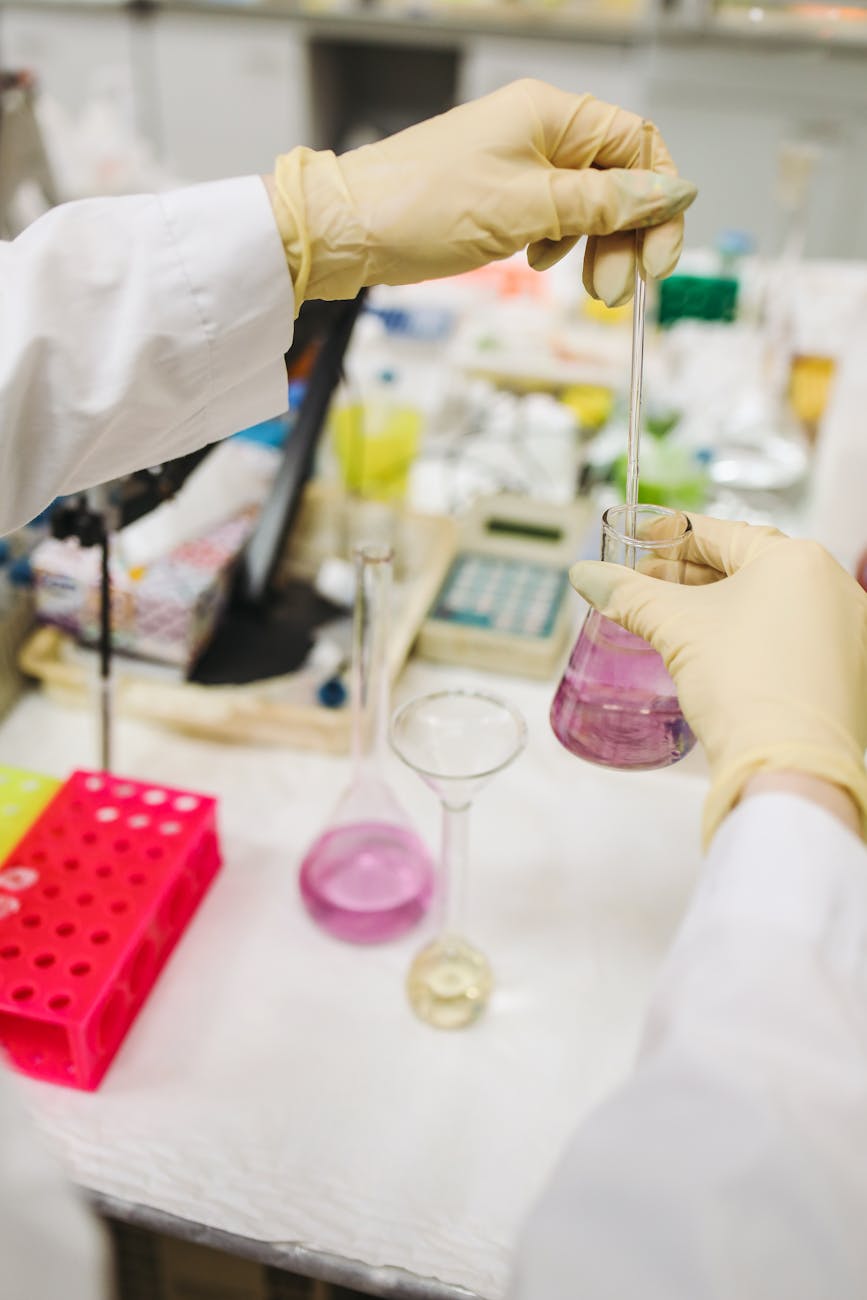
[299,543,435,943]
[550,505,696,770]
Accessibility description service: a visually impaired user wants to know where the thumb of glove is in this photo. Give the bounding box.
[527,169,696,275]
[568,559,689,660]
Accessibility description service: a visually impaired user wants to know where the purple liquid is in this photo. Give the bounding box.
[551,610,695,770]
[299,821,435,944]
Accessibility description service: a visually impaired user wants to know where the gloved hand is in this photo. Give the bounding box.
[568,514,867,846]
[269,79,696,314]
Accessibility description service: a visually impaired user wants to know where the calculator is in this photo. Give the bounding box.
[417,495,591,678]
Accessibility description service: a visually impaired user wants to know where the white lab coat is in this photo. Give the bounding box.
[0,176,292,535]
[512,793,867,1300]
[3,182,867,1300]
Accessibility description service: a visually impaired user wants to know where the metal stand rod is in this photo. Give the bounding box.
[98,521,112,775]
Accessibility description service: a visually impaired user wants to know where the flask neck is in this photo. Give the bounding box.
[350,543,394,777]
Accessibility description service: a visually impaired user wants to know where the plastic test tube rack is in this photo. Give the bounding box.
[0,770,221,1090]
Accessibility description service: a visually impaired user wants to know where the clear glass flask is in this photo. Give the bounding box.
[550,505,696,770]
[299,543,435,943]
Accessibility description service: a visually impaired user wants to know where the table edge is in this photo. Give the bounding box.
[88,1190,487,1300]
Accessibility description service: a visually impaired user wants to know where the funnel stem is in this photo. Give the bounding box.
[441,803,469,937]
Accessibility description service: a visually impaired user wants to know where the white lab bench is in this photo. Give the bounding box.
[0,656,706,1299]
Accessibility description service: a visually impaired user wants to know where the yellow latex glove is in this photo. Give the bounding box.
[270,79,697,314]
[568,514,867,846]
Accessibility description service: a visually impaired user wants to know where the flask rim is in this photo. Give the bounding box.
[601,505,692,553]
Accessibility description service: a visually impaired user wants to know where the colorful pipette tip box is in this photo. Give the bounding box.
[0,770,221,1090]
[0,766,62,862]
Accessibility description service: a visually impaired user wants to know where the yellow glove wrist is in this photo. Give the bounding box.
[704,744,867,848]
[272,147,315,315]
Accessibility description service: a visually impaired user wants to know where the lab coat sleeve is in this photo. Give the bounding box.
[0,176,293,534]
[511,793,867,1300]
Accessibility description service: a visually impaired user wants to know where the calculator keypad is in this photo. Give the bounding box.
[431,553,568,639]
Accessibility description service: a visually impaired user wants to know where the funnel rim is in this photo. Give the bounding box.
[389,689,528,785]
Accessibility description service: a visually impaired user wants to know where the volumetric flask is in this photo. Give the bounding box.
[550,505,696,770]
[299,544,435,943]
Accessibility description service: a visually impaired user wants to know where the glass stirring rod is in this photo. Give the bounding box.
[624,121,655,553]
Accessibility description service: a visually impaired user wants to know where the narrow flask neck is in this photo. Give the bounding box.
[350,544,394,776]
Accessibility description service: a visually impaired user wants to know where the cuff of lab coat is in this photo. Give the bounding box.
[157,176,293,407]
[684,793,867,979]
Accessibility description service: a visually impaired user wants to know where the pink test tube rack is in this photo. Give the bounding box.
[0,770,221,1090]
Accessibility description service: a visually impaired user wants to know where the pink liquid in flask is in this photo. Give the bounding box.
[550,609,695,769]
[299,820,435,944]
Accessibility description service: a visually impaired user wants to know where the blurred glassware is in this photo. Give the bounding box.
[299,543,435,943]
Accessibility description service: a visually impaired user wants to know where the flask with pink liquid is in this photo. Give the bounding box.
[550,504,696,770]
[299,544,434,942]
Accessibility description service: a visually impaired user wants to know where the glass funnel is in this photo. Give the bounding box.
[390,690,527,1030]
[299,544,434,943]
[550,505,696,770]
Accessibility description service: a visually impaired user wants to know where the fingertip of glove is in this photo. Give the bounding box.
[660,176,698,214]
[604,284,636,309]
[528,235,579,273]
[600,170,697,228]
[582,229,635,307]
[641,220,685,281]
[568,560,614,608]
[582,236,598,298]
